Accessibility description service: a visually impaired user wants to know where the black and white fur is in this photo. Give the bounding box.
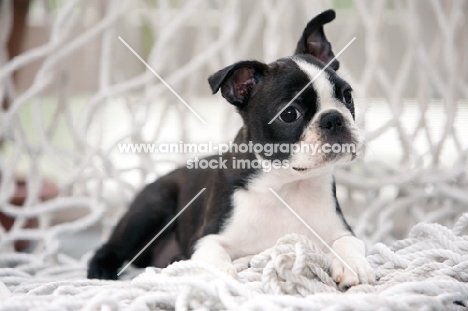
[88,9,375,290]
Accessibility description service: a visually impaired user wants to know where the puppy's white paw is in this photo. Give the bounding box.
[191,235,238,279]
[208,260,238,279]
[331,256,375,291]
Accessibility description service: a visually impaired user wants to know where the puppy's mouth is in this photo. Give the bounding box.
[292,151,357,173]
[292,167,309,172]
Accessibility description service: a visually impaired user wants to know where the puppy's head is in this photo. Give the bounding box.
[209,10,361,174]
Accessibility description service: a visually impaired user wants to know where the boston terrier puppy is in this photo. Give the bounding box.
[88,9,375,290]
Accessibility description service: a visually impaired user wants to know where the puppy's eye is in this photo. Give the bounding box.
[343,90,353,105]
[279,106,301,123]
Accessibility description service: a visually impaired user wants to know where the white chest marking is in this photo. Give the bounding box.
[218,171,350,259]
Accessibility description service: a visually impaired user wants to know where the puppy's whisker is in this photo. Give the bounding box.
[338,71,353,79]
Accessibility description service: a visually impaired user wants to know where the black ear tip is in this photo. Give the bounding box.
[324,9,336,19]
[208,78,216,94]
[208,73,222,94]
[318,9,336,24]
[302,9,337,35]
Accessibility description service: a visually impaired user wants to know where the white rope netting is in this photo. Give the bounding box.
[1,214,467,310]
[0,0,467,309]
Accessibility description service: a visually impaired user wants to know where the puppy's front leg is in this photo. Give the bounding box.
[191,235,237,278]
[330,236,375,290]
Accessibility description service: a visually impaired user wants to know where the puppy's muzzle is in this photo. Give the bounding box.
[319,111,344,134]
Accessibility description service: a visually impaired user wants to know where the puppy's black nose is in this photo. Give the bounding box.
[319,112,344,133]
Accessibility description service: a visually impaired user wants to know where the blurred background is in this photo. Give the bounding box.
[0,0,467,266]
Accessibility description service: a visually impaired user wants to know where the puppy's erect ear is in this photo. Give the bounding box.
[208,60,267,107]
[294,9,340,71]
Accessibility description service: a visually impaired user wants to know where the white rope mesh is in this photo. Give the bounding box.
[0,0,467,308]
[1,214,467,310]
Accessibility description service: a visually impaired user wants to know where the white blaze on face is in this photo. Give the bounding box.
[291,57,355,121]
[289,57,362,170]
